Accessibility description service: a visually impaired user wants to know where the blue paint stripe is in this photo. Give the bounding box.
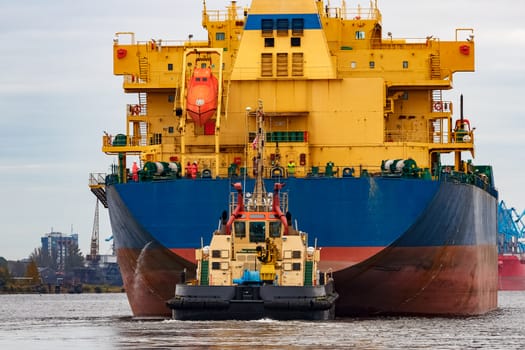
[244,13,322,30]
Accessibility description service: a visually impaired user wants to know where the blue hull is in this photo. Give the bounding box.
[106,176,498,317]
[110,177,485,249]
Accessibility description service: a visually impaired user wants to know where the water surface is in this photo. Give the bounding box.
[0,292,523,349]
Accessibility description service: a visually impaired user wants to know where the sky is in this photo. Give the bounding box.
[0,0,524,261]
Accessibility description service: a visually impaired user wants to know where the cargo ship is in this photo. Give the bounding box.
[89,0,498,317]
[498,201,525,290]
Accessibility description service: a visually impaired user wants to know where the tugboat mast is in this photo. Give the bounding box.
[252,99,267,211]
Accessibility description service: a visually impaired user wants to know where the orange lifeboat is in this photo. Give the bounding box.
[186,67,219,125]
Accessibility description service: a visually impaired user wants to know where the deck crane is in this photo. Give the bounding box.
[86,199,101,264]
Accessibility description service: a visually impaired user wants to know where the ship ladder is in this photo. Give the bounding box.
[138,57,149,83]
[138,92,148,146]
[430,54,441,79]
[432,90,444,143]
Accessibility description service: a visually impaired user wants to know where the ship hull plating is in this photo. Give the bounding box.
[498,255,525,290]
[107,178,497,317]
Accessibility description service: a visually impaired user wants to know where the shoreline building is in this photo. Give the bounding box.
[41,231,79,272]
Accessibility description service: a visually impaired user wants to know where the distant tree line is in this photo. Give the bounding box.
[1,244,85,292]
[0,257,10,289]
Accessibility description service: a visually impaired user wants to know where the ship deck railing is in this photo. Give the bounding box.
[439,170,498,198]
[89,173,107,187]
[384,128,475,146]
[88,173,108,208]
[325,6,380,20]
[229,191,289,215]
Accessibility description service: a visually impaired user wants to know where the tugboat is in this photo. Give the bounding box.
[167,101,338,320]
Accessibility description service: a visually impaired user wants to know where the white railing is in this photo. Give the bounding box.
[89,173,106,186]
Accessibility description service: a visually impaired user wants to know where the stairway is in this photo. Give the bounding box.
[90,187,108,208]
[138,92,148,146]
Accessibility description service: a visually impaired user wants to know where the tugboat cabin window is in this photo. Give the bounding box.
[234,221,246,237]
[249,222,266,242]
[269,221,281,237]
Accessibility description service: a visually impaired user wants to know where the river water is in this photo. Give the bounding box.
[0,292,523,349]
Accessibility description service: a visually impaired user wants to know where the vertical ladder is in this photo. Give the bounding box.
[430,54,441,79]
[138,57,149,83]
[138,92,148,146]
[432,90,443,143]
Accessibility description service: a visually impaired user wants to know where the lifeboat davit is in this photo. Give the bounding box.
[186,67,219,125]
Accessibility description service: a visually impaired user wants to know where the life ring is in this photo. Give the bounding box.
[433,102,443,111]
[133,105,141,115]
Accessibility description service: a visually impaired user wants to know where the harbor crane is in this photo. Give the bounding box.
[86,199,101,264]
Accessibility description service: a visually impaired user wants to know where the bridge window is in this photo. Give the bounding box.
[277,19,289,36]
[269,221,281,237]
[355,31,365,39]
[249,222,266,243]
[216,32,225,41]
[292,18,304,36]
[234,221,246,238]
[403,61,409,69]
[291,37,301,47]
[261,19,274,36]
[264,37,275,47]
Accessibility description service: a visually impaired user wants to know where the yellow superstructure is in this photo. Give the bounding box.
[107,0,475,179]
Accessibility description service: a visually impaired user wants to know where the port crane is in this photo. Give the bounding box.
[498,200,525,254]
[86,199,101,264]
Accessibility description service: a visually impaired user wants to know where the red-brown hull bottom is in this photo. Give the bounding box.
[118,245,497,317]
[334,245,498,316]
[498,255,525,290]
[117,247,196,317]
